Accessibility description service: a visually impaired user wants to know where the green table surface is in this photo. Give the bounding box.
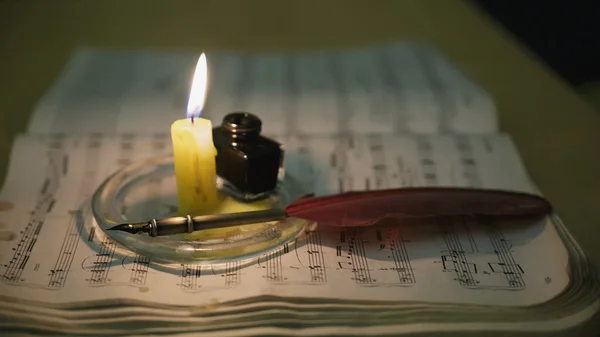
[1,0,600,268]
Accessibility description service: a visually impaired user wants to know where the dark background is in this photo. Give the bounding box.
[474,1,600,86]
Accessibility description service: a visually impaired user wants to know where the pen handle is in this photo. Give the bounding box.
[150,208,288,236]
[285,187,553,227]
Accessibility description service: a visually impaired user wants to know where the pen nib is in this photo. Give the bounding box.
[107,222,149,235]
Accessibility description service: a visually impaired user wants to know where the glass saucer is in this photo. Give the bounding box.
[91,154,309,265]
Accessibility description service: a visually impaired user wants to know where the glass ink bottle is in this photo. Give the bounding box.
[212,112,284,201]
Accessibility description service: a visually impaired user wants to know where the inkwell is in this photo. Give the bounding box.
[212,112,284,202]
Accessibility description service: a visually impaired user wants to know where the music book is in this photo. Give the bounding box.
[1,42,598,336]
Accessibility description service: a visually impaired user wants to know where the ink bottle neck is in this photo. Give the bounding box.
[222,112,262,142]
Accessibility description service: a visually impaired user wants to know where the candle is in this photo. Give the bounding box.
[171,53,219,215]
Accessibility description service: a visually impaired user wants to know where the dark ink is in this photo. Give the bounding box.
[213,112,283,199]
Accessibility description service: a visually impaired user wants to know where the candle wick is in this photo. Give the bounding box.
[191,116,195,125]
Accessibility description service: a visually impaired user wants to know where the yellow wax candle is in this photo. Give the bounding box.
[171,118,219,214]
[171,52,219,215]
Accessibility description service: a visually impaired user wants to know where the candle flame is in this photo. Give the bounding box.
[187,53,208,121]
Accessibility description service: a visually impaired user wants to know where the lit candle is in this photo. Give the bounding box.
[171,53,219,215]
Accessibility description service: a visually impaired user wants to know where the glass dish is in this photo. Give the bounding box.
[91,154,309,265]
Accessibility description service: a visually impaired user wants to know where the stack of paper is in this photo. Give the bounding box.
[0,43,599,336]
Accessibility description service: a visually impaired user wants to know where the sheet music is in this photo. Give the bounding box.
[5,41,600,337]
[0,133,569,308]
[27,43,497,136]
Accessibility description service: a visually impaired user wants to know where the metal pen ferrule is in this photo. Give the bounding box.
[146,208,288,237]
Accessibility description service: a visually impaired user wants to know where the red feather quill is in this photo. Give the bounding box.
[284,187,552,227]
